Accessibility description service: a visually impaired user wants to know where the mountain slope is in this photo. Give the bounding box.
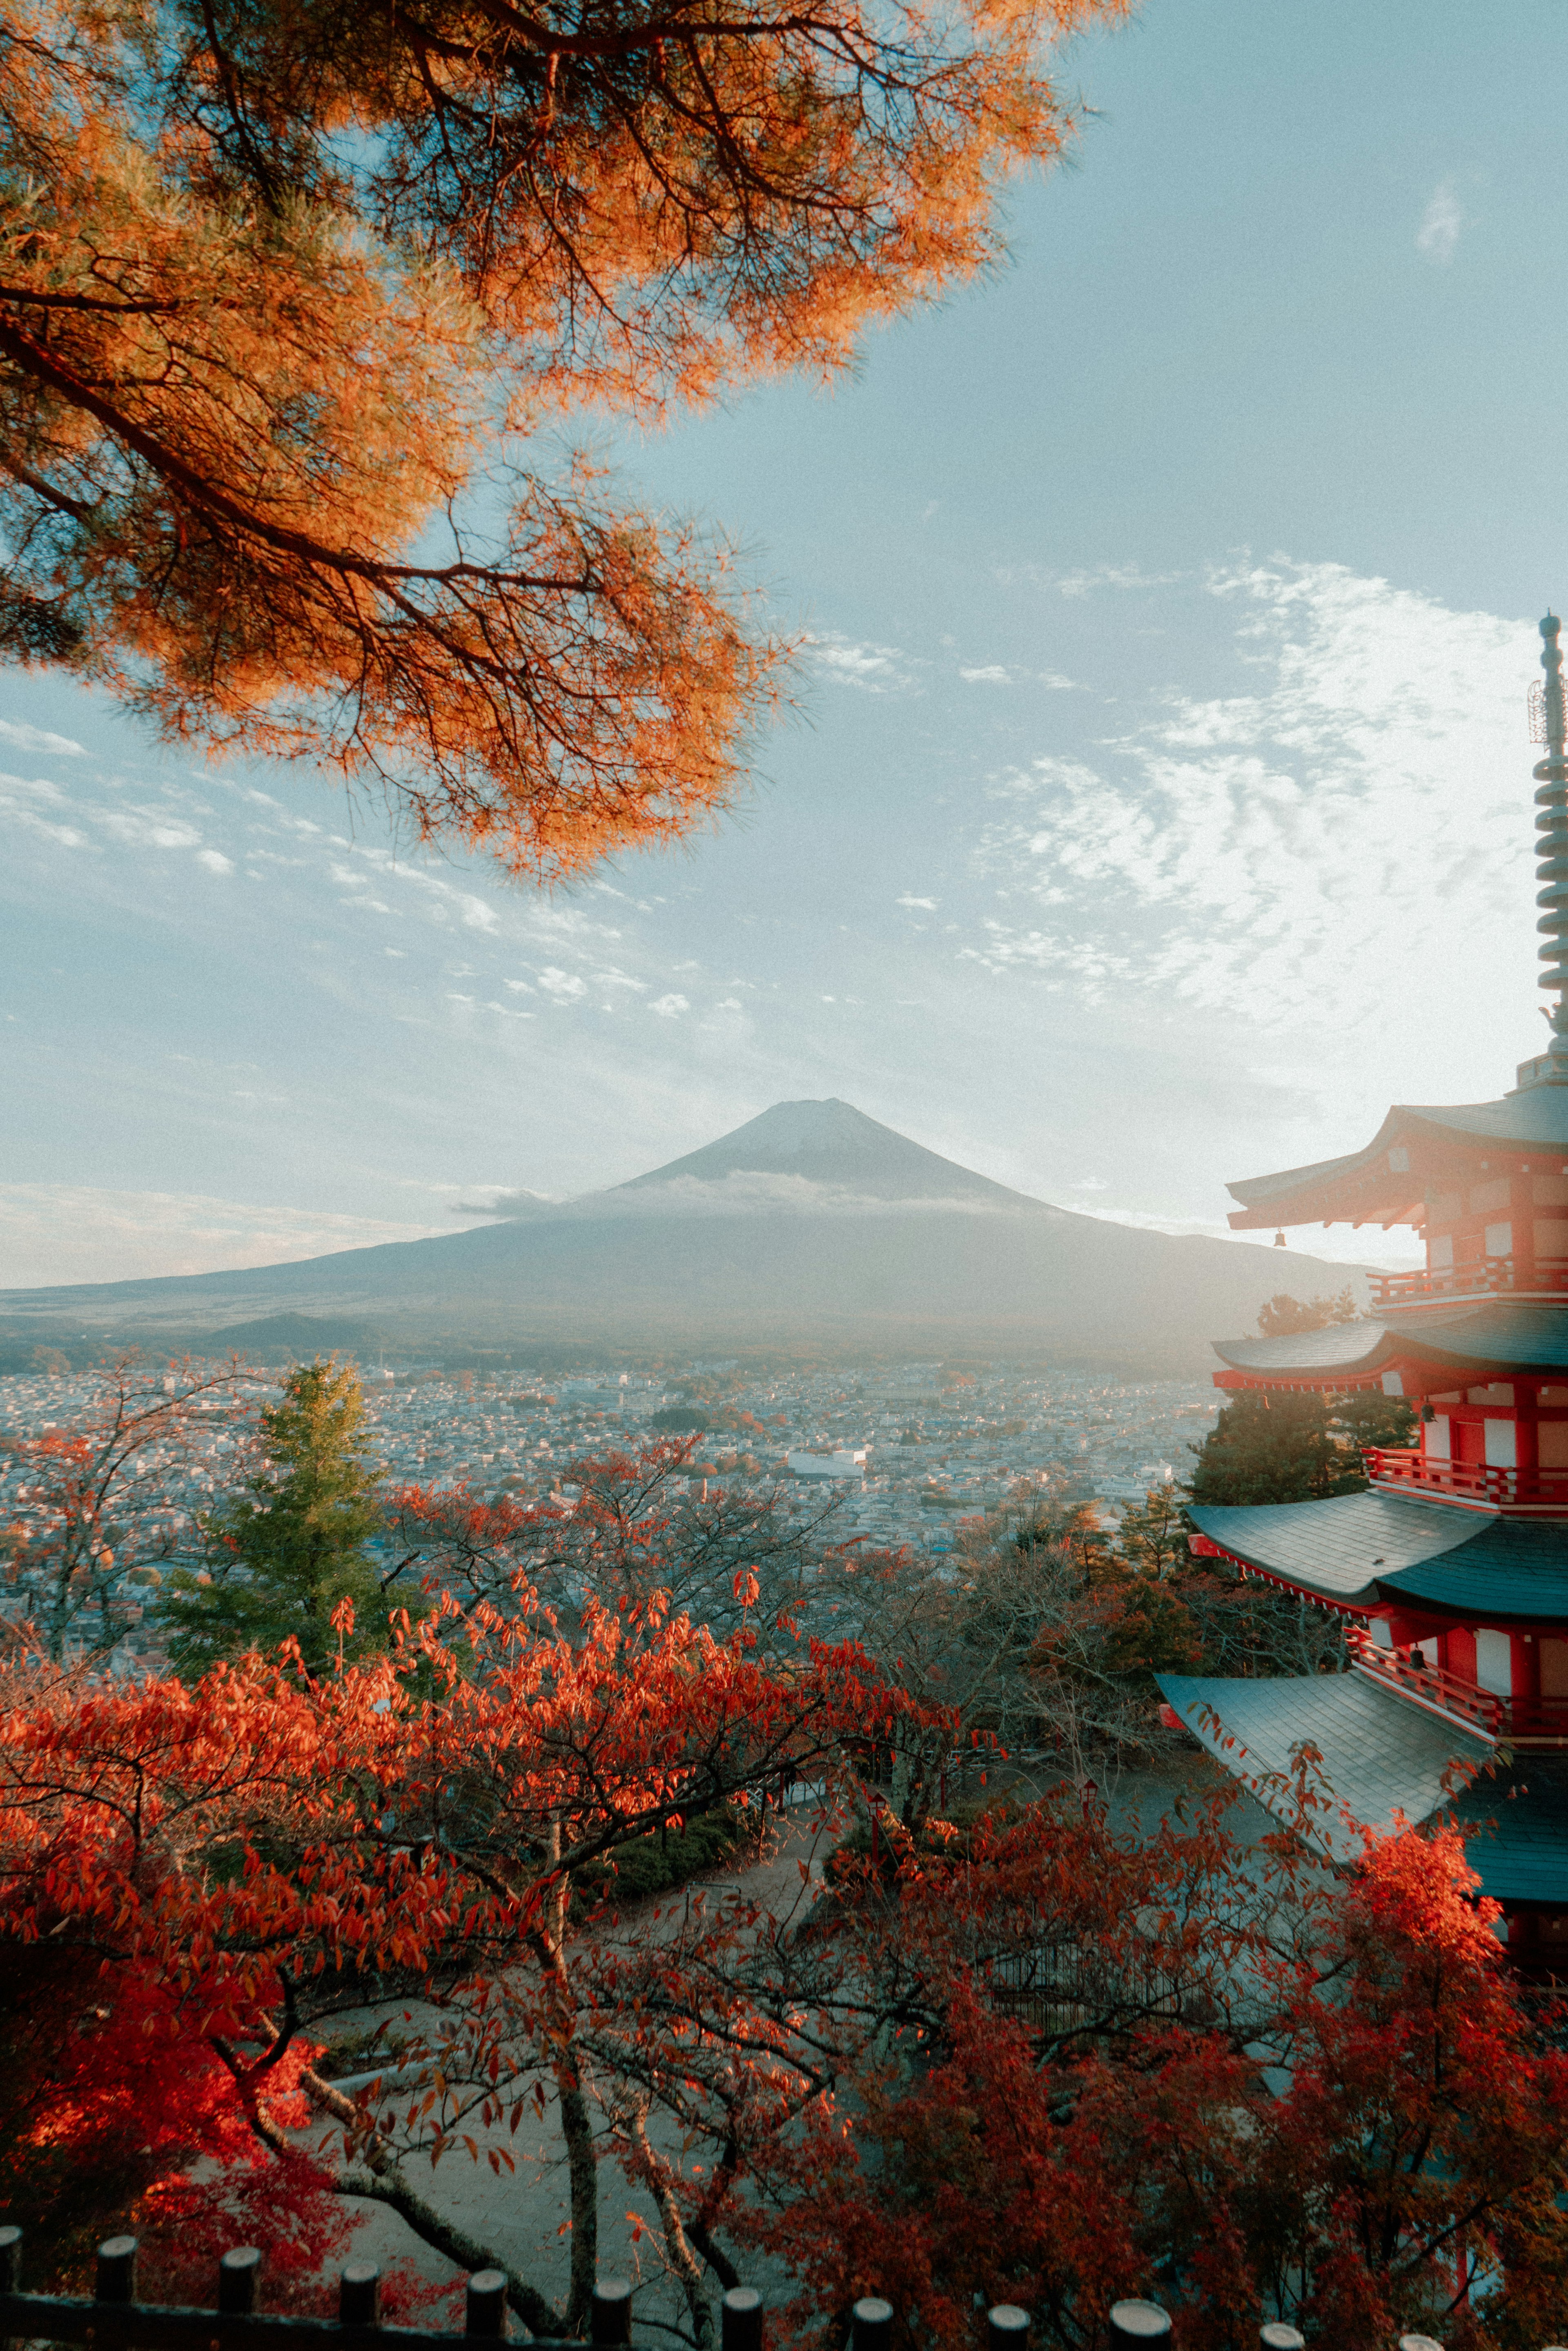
[616,1096,1030,1206]
[0,1099,1374,1368]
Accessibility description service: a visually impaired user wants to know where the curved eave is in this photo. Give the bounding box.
[1158,1670,1567,1900]
[1156,1669,1491,1858]
[1225,1094,1568,1232]
[1212,1303,1568,1390]
[1189,1492,1568,1628]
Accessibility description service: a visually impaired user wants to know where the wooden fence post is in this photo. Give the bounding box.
[0,2220,20,2351]
[850,2297,892,2351]
[96,2237,138,2305]
[1259,2328,1304,2349]
[592,2280,633,2346]
[986,2306,1028,2351]
[721,2286,764,2351]
[340,2261,381,2326]
[1107,2305,1170,2346]
[465,2271,508,2339]
[219,2249,262,2315]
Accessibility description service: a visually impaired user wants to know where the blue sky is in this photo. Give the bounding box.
[2,0,1562,1286]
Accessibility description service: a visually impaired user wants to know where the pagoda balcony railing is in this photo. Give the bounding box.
[1348,1633,1568,1746]
[1363,1446,1568,1514]
[1348,1630,1506,1737]
[1366,1255,1568,1308]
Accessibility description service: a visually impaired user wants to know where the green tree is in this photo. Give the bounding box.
[1114,1484,1192,1579]
[164,1361,387,1680]
[1188,1291,1417,1508]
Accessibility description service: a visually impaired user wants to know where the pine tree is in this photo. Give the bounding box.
[1188,1293,1417,1508]
[164,1361,386,1680]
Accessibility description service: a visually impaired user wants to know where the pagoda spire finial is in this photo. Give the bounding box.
[1514,613,1568,1088]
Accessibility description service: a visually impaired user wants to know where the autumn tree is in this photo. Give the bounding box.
[0,1351,257,1663]
[163,1359,392,1679]
[7,1604,1568,2345]
[385,1434,848,1647]
[735,1803,1568,2350]
[0,1603,927,2326]
[1255,1287,1358,1338]
[0,0,1129,880]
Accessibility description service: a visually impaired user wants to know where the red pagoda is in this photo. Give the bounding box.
[1159,613,1568,1972]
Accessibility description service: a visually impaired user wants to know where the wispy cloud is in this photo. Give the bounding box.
[1417,180,1462,263]
[807,633,915,692]
[0,719,85,756]
[968,562,1531,1034]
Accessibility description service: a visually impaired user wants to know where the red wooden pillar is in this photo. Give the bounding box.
[1512,1630,1541,1731]
[1513,1174,1538,1288]
[1515,1378,1541,1486]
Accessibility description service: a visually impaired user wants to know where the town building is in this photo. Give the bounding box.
[1160,613,1568,1973]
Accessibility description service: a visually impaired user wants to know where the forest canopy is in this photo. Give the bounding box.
[0,0,1126,878]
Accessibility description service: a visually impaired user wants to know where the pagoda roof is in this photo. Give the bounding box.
[1156,1667,1489,1857]
[1157,1668,1568,1901]
[1188,1490,1568,1624]
[1225,1091,1568,1232]
[1212,1300,1568,1389]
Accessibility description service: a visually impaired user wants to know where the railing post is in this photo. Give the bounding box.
[986,2307,1028,2351]
[1107,2305,1170,2346]
[466,2270,508,2339]
[96,2237,138,2305]
[0,2222,20,2351]
[850,2297,893,2351]
[592,2280,633,2346]
[339,2261,381,2326]
[1396,2335,1444,2351]
[1259,2327,1304,2350]
[219,2248,262,2315]
[722,2287,764,2351]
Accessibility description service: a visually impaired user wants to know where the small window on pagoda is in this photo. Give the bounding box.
[1429,1235,1454,1270]
[1484,1420,1518,1469]
[1485,1220,1513,1257]
[1540,1638,1568,1700]
[1539,1423,1568,1468]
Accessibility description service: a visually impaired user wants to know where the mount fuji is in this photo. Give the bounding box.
[0,1099,1373,1368]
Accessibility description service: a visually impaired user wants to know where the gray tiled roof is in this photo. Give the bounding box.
[1189,1490,1568,1622]
[1158,1667,1568,1902]
[1156,1669,1492,1859]
[1450,1757,1568,1904]
[1227,1092,1568,1211]
[1214,1301,1568,1379]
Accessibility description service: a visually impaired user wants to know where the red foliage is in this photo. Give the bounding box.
[733,1801,1568,2349]
[0,1595,931,2318]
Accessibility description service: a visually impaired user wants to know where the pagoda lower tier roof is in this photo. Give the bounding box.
[1225,1088,1568,1232]
[1157,1668,1568,1901]
[1212,1300,1568,1389]
[1188,1491,1568,1623]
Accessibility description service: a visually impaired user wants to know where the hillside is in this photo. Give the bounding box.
[0,1099,1375,1370]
